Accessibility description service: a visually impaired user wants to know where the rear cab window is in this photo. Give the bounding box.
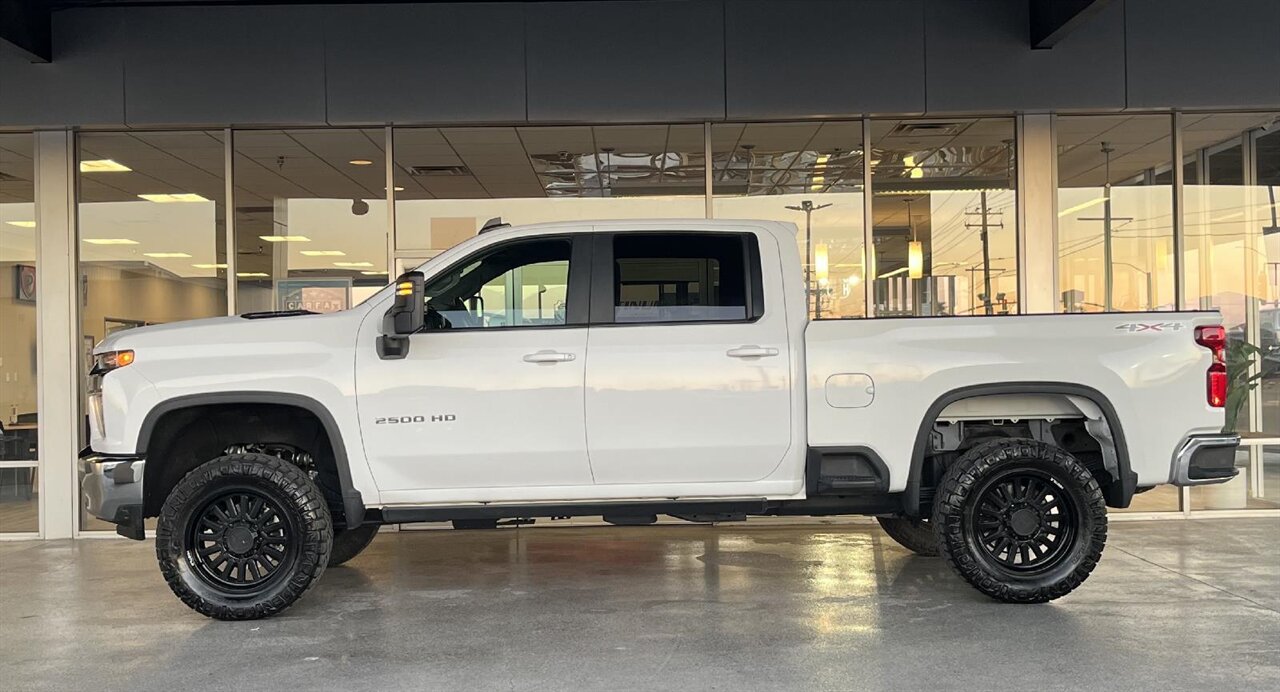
[594,232,764,325]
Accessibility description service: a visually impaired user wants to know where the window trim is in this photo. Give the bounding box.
[588,230,765,327]
[413,233,591,334]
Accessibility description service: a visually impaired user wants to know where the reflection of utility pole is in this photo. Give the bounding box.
[1077,142,1134,311]
[965,191,1003,315]
[1113,262,1154,310]
[786,200,832,318]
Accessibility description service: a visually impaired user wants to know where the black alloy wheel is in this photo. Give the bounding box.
[968,469,1078,575]
[185,489,298,596]
[156,453,331,620]
[933,438,1107,603]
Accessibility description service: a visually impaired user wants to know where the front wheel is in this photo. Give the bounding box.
[156,453,332,620]
[933,438,1107,603]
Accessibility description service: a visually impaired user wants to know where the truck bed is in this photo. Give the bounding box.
[805,311,1226,492]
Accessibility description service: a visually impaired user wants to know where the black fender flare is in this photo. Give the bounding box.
[903,382,1136,516]
[136,391,366,527]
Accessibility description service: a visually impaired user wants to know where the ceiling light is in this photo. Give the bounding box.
[385,186,405,192]
[333,261,374,268]
[259,235,311,242]
[878,267,909,279]
[236,272,270,278]
[300,250,346,257]
[361,270,389,275]
[349,159,374,166]
[79,159,132,173]
[138,193,210,203]
[908,241,924,280]
[83,238,139,245]
[5,220,36,228]
[192,263,228,269]
[143,252,192,258]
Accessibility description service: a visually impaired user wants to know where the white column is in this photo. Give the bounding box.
[34,131,79,539]
[1017,114,1059,314]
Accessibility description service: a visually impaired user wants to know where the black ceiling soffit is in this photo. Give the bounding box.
[1030,0,1114,49]
[4,0,1114,64]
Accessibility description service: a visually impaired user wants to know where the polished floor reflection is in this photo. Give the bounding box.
[2,519,1277,691]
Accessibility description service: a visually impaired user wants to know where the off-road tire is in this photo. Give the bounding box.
[877,515,939,556]
[328,524,380,566]
[156,453,332,620]
[933,438,1107,603]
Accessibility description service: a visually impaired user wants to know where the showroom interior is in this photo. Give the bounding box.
[1,0,1279,539]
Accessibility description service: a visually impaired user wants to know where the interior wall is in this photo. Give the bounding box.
[0,262,38,420]
[79,264,225,347]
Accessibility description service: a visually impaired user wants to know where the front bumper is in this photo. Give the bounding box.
[79,447,146,540]
[1171,434,1240,486]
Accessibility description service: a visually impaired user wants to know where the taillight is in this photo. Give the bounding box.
[1195,325,1227,408]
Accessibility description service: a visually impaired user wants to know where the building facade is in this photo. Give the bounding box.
[1,0,1279,538]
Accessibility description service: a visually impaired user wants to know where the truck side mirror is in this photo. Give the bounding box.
[377,271,424,360]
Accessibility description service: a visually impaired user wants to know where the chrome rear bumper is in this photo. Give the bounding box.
[1171,434,1240,486]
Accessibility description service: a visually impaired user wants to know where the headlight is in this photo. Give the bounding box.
[91,350,135,376]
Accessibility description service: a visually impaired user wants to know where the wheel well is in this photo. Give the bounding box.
[141,403,346,522]
[908,386,1135,515]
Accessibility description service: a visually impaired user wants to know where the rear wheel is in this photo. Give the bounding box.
[156,453,331,620]
[876,515,939,556]
[328,524,380,566]
[933,438,1107,603]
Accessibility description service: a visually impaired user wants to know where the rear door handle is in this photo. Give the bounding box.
[523,350,576,363]
[726,345,779,359]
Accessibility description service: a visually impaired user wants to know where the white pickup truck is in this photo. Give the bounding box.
[81,219,1238,620]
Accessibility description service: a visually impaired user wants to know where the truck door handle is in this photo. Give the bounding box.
[523,351,576,363]
[726,345,779,359]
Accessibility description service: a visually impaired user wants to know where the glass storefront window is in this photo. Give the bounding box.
[77,131,231,530]
[1184,113,1280,512]
[233,129,390,311]
[1057,115,1175,313]
[392,125,707,263]
[870,118,1017,317]
[0,133,39,534]
[711,121,866,319]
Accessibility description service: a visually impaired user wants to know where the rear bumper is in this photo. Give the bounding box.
[1171,434,1240,486]
[79,447,146,540]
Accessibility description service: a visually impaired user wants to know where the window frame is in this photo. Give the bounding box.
[587,230,765,327]
[414,233,592,333]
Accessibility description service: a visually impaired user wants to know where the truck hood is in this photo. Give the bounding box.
[95,310,367,355]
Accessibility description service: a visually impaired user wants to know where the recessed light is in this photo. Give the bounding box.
[349,159,374,166]
[385,186,405,192]
[83,238,139,245]
[300,250,346,257]
[258,235,311,242]
[334,261,374,268]
[143,252,193,258]
[80,159,132,173]
[236,272,270,278]
[5,220,36,228]
[361,270,390,275]
[138,193,210,203]
[192,263,228,269]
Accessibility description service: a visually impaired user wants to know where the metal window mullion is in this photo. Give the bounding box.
[224,128,236,315]
[1171,111,1185,311]
[704,122,713,219]
[862,118,875,317]
[385,126,396,280]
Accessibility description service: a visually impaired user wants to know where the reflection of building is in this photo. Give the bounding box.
[1,1,1278,539]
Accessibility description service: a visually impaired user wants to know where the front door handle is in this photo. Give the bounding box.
[726,345,779,359]
[523,350,576,363]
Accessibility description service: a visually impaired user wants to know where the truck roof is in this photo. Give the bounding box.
[487,217,800,239]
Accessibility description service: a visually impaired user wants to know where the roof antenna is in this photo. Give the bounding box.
[479,217,510,234]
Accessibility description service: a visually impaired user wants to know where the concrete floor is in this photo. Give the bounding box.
[2,518,1278,691]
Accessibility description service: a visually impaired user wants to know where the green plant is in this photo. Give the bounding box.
[1223,339,1266,433]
